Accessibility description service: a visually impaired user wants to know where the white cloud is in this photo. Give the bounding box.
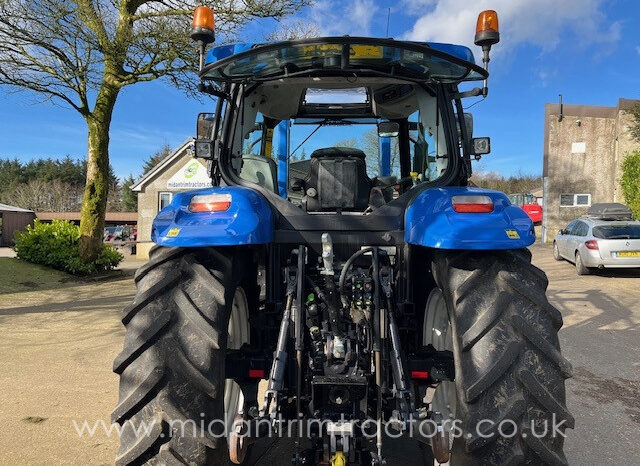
[308,0,381,36]
[403,0,621,53]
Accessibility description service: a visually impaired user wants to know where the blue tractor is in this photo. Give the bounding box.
[113,8,572,465]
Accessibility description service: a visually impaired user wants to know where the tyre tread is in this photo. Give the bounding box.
[113,246,245,465]
[433,249,572,465]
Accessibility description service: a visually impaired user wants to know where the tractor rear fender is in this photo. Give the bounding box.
[152,186,273,247]
[405,187,535,249]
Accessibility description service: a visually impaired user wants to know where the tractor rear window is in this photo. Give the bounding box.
[592,224,640,239]
[304,88,368,104]
[227,81,455,211]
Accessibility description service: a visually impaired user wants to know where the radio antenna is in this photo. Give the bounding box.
[386,8,391,37]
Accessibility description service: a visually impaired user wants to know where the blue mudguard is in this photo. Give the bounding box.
[405,187,535,249]
[152,186,273,247]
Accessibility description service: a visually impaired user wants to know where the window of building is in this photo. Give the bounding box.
[158,192,173,211]
[560,193,591,207]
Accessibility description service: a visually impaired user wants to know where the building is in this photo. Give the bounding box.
[542,98,640,242]
[0,203,36,247]
[36,211,137,226]
[131,138,214,258]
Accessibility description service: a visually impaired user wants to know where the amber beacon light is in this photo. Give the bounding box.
[473,10,500,97]
[191,6,215,44]
[191,6,216,71]
[474,10,500,47]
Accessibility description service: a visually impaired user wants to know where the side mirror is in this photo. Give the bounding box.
[378,121,399,138]
[194,113,216,160]
[290,177,305,192]
[464,113,473,137]
[558,229,565,235]
[197,112,215,140]
[458,113,474,138]
[471,137,490,156]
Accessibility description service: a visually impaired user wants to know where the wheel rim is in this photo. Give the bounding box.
[554,243,558,258]
[423,289,456,440]
[224,287,250,435]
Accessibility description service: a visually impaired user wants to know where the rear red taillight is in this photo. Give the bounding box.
[585,240,599,250]
[452,195,494,213]
[189,193,232,212]
[410,370,429,380]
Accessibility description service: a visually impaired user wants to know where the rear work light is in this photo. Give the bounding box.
[451,195,494,213]
[585,240,599,250]
[189,193,232,212]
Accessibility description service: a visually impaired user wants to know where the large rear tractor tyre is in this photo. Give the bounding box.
[112,246,256,465]
[430,249,573,465]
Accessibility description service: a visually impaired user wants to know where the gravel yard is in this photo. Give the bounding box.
[0,245,638,464]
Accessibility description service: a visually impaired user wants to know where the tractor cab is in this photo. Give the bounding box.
[193,38,492,218]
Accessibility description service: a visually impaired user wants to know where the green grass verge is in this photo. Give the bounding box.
[0,257,78,294]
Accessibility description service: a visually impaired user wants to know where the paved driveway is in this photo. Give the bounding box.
[0,246,638,464]
[530,244,640,464]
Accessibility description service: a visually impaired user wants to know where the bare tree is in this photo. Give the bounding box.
[266,19,320,41]
[5,179,82,211]
[0,0,309,260]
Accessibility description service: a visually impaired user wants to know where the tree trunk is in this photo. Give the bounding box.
[78,83,120,261]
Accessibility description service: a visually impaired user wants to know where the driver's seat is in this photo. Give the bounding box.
[303,147,371,212]
[240,155,278,193]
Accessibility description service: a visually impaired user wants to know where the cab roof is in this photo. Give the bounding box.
[205,40,477,66]
[201,37,487,84]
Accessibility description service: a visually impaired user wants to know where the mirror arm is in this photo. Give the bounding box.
[198,82,230,100]
[454,88,483,99]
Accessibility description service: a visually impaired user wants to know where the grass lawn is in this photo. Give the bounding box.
[0,257,77,294]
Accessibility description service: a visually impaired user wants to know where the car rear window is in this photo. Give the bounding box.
[592,224,640,239]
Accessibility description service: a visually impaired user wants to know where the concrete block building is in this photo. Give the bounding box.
[131,138,214,258]
[542,98,639,241]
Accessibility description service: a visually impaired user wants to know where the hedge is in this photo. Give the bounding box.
[14,219,122,275]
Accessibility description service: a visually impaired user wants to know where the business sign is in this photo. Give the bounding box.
[167,160,212,189]
[571,142,586,154]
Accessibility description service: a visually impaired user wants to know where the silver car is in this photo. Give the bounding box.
[553,217,640,275]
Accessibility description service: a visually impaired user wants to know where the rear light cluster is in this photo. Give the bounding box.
[189,193,232,212]
[451,195,494,213]
[585,240,599,250]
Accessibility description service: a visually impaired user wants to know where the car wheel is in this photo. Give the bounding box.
[575,252,590,276]
[553,242,562,261]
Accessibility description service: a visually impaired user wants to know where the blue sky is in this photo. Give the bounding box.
[0,0,639,180]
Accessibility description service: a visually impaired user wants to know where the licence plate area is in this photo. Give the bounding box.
[613,251,640,258]
[300,44,384,59]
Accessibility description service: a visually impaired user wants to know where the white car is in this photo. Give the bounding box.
[554,216,640,275]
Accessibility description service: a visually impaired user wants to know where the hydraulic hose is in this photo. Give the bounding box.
[338,247,375,308]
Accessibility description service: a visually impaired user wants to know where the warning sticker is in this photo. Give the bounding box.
[167,228,181,238]
[506,229,520,239]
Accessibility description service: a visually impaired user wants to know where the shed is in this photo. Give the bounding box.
[36,211,138,226]
[0,203,36,247]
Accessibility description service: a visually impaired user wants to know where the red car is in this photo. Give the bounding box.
[508,193,542,223]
